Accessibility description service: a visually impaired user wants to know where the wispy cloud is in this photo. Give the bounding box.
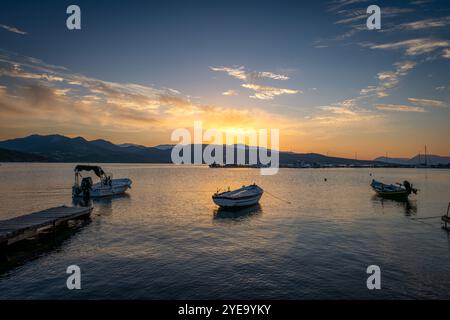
[0,51,301,139]
[443,49,450,58]
[360,61,416,98]
[210,66,247,81]
[410,0,434,5]
[395,15,450,31]
[314,98,379,124]
[0,24,27,35]
[374,98,448,113]
[210,65,298,100]
[408,98,448,108]
[314,6,415,46]
[242,84,299,100]
[222,89,238,96]
[375,104,427,113]
[335,7,414,25]
[210,66,289,81]
[366,38,450,56]
[327,0,369,13]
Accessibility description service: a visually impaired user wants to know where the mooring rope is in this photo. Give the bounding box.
[411,215,443,220]
[264,190,292,205]
[409,217,441,228]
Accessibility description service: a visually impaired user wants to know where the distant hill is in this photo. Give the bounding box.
[0,134,171,163]
[0,147,48,162]
[154,144,175,150]
[0,134,382,165]
[118,143,147,149]
[280,152,375,166]
[374,155,450,165]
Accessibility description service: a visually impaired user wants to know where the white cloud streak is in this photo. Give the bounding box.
[242,84,299,100]
[367,38,450,56]
[375,104,427,113]
[408,98,448,108]
[210,66,289,81]
[210,65,298,100]
[0,24,27,35]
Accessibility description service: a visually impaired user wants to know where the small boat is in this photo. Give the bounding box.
[370,179,417,199]
[72,165,132,198]
[212,184,263,208]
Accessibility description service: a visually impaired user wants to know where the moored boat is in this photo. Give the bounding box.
[72,165,132,198]
[370,179,417,199]
[212,184,263,208]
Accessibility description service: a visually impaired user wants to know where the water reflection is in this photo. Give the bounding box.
[72,194,131,216]
[213,204,262,221]
[372,195,417,216]
[0,219,90,276]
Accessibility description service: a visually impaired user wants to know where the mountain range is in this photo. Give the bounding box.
[374,155,450,166]
[0,134,448,166]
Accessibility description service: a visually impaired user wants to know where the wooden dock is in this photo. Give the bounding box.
[0,205,93,248]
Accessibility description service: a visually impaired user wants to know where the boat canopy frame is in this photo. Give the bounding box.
[74,165,106,178]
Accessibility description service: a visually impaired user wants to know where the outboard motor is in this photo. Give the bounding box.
[81,177,93,202]
[403,180,418,195]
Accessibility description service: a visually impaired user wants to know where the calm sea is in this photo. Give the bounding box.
[0,163,449,299]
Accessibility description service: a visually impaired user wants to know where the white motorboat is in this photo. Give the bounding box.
[72,165,132,198]
[212,184,263,208]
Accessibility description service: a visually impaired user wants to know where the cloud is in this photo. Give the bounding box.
[315,6,414,45]
[257,71,289,81]
[210,66,247,81]
[327,0,369,13]
[314,98,380,124]
[374,98,448,113]
[222,89,238,96]
[0,24,27,35]
[210,65,297,100]
[408,98,448,108]
[242,84,299,100]
[0,50,304,140]
[0,62,65,82]
[375,104,427,113]
[410,0,433,5]
[396,15,450,31]
[320,106,358,116]
[360,61,416,98]
[366,38,450,56]
[335,7,414,25]
[210,66,289,81]
[443,49,450,58]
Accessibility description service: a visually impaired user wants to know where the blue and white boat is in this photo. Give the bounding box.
[212,184,263,208]
[370,179,417,199]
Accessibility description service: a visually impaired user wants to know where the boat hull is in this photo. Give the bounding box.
[373,190,410,199]
[212,193,263,208]
[73,178,132,198]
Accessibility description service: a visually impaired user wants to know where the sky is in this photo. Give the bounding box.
[0,0,449,159]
